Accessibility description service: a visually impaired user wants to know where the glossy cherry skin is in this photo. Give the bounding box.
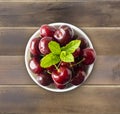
[30,37,41,56]
[40,24,56,37]
[60,61,71,68]
[52,66,72,85]
[37,73,53,86]
[29,57,43,74]
[72,34,78,40]
[30,52,44,59]
[82,48,96,65]
[78,63,88,72]
[54,25,74,45]
[73,47,81,58]
[54,82,66,89]
[47,65,56,74]
[71,69,85,85]
[77,37,89,49]
[39,36,53,55]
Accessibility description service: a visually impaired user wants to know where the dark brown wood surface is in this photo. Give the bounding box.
[0,28,120,55]
[0,1,119,27]
[1,56,120,85]
[0,87,120,114]
[0,0,120,114]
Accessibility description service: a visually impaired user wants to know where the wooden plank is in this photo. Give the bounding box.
[0,2,119,27]
[0,28,120,55]
[0,87,120,114]
[0,0,119,2]
[0,55,120,85]
[83,28,120,55]
[0,28,36,55]
[0,56,34,84]
[87,55,120,84]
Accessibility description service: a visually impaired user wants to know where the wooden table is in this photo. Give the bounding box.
[0,0,120,114]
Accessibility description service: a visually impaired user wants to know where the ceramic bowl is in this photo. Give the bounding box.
[25,22,95,92]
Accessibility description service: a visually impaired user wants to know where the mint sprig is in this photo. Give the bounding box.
[48,41,61,55]
[61,40,81,53]
[40,53,60,68]
[60,51,74,62]
[40,40,81,68]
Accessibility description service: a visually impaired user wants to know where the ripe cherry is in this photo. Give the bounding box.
[37,73,53,86]
[29,57,43,74]
[54,25,74,45]
[54,82,66,89]
[71,69,85,85]
[82,48,96,65]
[47,65,56,74]
[77,37,88,49]
[60,62,71,68]
[73,47,81,58]
[40,24,56,37]
[30,37,41,56]
[39,37,53,55]
[52,66,72,85]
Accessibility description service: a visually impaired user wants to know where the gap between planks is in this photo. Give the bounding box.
[0,27,119,29]
[0,0,119,2]
[0,84,120,88]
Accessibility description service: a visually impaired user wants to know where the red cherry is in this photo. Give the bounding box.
[40,24,56,37]
[39,36,53,55]
[52,66,72,85]
[47,65,56,73]
[29,57,43,74]
[78,63,88,72]
[73,47,81,58]
[71,69,85,85]
[72,35,78,40]
[82,48,96,65]
[30,37,41,56]
[60,61,71,68]
[77,37,89,49]
[60,25,74,37]
[54,82,66,89]
[54,25,74,45]
[37,73,53,86]
[30,53,43,60]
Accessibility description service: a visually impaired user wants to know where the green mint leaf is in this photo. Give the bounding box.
[61,40,81,54]
[48,41,61,55]
[40,53,60,68]
[60,51,74,62]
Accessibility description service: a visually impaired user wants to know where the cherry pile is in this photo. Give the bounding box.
[29,24,96,89]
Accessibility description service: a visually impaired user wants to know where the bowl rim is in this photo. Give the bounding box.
[25,22,95,92]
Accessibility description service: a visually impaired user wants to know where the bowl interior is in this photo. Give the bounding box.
[25,22,94,92]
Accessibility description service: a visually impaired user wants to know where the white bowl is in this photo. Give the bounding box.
[25,22,95,92]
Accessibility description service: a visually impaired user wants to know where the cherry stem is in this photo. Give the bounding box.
[71,58,85,67]
[54,64,60,72]
[58,61,61,68]
[70,63,74,72]
[69,63,73,67]
[47,71,52,75]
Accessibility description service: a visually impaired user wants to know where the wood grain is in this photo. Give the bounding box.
[0,1,119,27]
[0,56,33,84]
[0,28,120,55]
[0,87,120,114]
[0,0,119,2]
[0,28,36,55]
[0,0,119,114]
[83,28,120,55]
[0,55,120,85]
